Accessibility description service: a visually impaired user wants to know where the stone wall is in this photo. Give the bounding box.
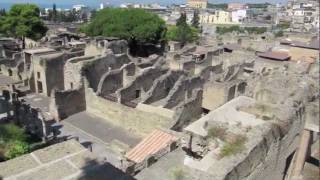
[199,64,223,81]
[202,80,248,111]
[32,50,84,96]
[85,87,173,137]
[96,69,123,97]
[96,63,136,97]
[118,67,168,103]
[226,108,304,180]
[164,76,204,109]
[64,56,94,90]
[49,87,86,121]
[106,40,128,54]
[84,53,131,91]
[142,71,184,104]
[171,88,203,131]
[1,90,52,140]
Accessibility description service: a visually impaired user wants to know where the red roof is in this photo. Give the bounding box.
[125,129,177,163]
[257,51,290,61]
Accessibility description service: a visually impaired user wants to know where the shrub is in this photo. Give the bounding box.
[0,123,27,143]
[0,123,31,160]
[277,22,290,29]
[274,30,284,37]
[207,126,227,140]
[171,166,185,180]
[220,135,247,157]
[4,140,30,159]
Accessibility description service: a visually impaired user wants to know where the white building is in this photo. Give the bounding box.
[73,4,87,11]
[231,9,247,23]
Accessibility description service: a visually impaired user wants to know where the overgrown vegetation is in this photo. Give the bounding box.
[166,13,199,45]
[247,3,271,9]
[191,10,200,29]
[0,124,31,161]
[207,126,227,140]
[170,166,185,180]
[216,25,267,35]
[0,4,47,49]
[207,3,228,10]
[220,135,247,157]
[274,30,284,37]
[80,8,166,56]
[276,22,290,30]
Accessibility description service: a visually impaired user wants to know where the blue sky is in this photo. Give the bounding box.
[0,0,287,8]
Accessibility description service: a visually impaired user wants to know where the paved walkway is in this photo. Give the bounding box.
[55,111,141,167]
[64,112,141,146]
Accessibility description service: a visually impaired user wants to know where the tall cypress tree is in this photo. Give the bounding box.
[52,3,57,22]
[191,10,200,29]
[176,12,187,26]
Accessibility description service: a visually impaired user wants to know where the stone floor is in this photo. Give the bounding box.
[303,142,320,180]
[56,111,141,168]
[135,149,187,180]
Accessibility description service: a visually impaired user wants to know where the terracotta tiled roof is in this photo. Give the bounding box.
[125,129,177,163]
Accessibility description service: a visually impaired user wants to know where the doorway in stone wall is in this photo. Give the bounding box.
[37,81,43,93]
[238,82,247,95]
[227,85,236,101]
[135,90,141,99]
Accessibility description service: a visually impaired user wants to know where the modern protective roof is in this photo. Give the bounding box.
[257,51,290,61]
[125,129,177,163]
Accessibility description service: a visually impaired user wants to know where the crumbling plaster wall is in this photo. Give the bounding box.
[142,70,184,104]
[226,107,304,180]
[84,53,131,91]
[106,40,128,54]
[202,79,248,111]
[33,50,84,96]
[96,62,136,97]
[224,70,319,180]
[118,67,168,103]
[164,76,204,109]
[64,56,92,90]
[171,88,203,131]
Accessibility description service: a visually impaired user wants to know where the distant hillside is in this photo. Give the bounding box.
[207,3,228,10]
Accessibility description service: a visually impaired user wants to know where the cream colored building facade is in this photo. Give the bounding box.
[199,10,233,24]
[187,0,208,9]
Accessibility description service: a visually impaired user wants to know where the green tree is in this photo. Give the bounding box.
[176,12,187,26]
[90,9,97,20]
[191,10,200,29]
[81,8,165,55]
[166,25,198,45]
[0,4,47,49]
[167,12,199,45]
[0,9,6,16]
[52,3,57,22]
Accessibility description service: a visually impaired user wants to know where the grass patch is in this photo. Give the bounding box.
[220,135,247,157]
[0,123,40,161]
[207,126,227,140]
[170,166,185,180]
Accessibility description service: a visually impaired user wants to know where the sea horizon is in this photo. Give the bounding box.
[0,0,286,10]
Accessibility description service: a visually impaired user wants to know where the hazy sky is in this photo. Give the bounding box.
[0,0,287,8]
[0,0,287,9]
